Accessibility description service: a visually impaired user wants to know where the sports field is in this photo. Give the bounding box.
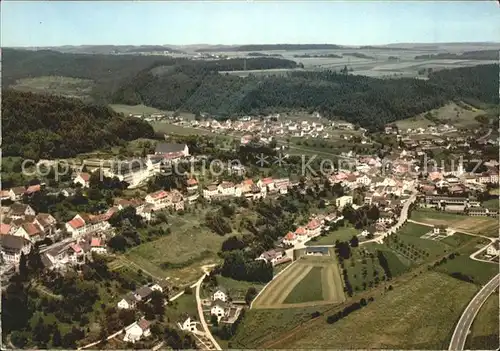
[252,254,345,309]
[410,209,498,237]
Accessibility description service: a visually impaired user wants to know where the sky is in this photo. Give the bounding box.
[2,1,499,47]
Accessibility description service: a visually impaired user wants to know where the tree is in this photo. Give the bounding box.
[19,252,28,279]
[349,235,359,248]
[244,287,258,305]
[52,327,62,347]
[210,314,219,326]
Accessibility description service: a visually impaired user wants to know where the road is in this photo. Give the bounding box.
[448,273,499,351]
[195,272,222,350]
[361,188,418,245]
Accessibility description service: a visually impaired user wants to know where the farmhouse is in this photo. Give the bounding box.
[211,300,228,322]
[305,247,330,256]
[117,293,137,310]
[212,287,228,302]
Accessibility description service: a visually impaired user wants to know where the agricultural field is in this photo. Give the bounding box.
[110,210,225,286]
[435,253,498,285]
[151,121,218,136]
[395,102,486,130]
[11,76,94,99]
[230,305,332,348]
[410,209,499,237]
[465,292,500,350]
[306,226,359,246]
[109,104,167,116]
[252,253,345,309]
[282,271,479,349]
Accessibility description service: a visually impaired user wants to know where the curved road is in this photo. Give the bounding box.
[448,273,499,351]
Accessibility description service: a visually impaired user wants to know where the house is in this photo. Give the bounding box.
[356,175,372,186]
[305,247,330,256]
[211,300,228,322]
[134,286,153,301]
[282,231,298,246]
[218,182,236,196]
[123,319,151,343]
[90,238,107,254]
[145,190,171,211]
[1,223,13,236]
[178,315,199,333]
[256,249,287,266]
[154,143,189,158]
[106,160,151,188]
[306,219,322,237]
[486,241,499,256]
[186,178,198,192]
[0,190,11,201]
[65,213,111,238]
[8,187,26,201]
[1,235,32,265]
[8,203,36,220]
[73,172,91,188]
[13,223,43,242]
[118,293,138,310]
[33,213,57,236]
[203,185,219,200]
[257,178,274,192]
[336,196,353,209]
[212,287,228,302]
[295,226,308,241]
[274,178,290,194]
[25,184,42,195]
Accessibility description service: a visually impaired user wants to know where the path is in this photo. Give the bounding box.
[448,273,499,351]
[195,270,222,350]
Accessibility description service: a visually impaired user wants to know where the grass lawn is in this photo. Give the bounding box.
[283,266,324,304]
[215,276,265,301]
[306,226,359,246]
[465,292,500,350]
[396,222,432,237]
[482,198,499,211]
[411,209,498,237]
[435,255,498,285]
[119,210,225,286]
[284,271,479,349]
[165,293,198,324]
[231,306,332,348]
[440,232,474,248]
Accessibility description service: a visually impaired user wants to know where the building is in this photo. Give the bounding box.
[186,178,198,192]
[256,249,288,266]
[134,286,153,302]
[212,288,228,302]
[123,319,151,343]
[178,315,199,333]
[306,219,322,238]
[433,225,448,235]
[117,293,137,310]
[336,196,353,209]
[106,160,151,188]
[486,241,499,256]
[0,235,32,265]
[203,185,219,200]
[154,143,189,158]
[218,182,236,196]
[305,247,330,256]
[33,213,57,236]
[13,223,43,242]
[8,187,27,201]
[73,172,91,188]
[282,231,298,246]
[145,190,171,211]
[211,300,228,322]
[8,203,36,220]
[90,238,107,254]
[65,213,112,238]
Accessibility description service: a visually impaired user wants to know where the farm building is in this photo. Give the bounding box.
[305,247,330,256]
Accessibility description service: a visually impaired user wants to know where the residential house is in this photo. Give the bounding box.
[123,319,151,343]
[356,175,372,186]
[212,288,228,302]
[218,182,236,196]
[145,190,171,211]
[295,226,308,241]
[134,286,153,302]
[74,172,91,188]
[1,223,13,236]
[211,300,228,322]
[13,223,43,242]
[433,225,448,235]
[0,190,11,201]
[118,293,138,310]
[282,231,298,246]
[274,178,290,194]
[178,315,199,333]
[8,187,26,201]
[90,238,107,254]
[170,190,185,211]
[65,213,111,238]
[33,213,57,236]
[186,178,198,193]
[336,196,353,209]
[8,203,36,220]
[25,184,42,195]
[203,185,219,200]
[256,249,288,266]
[1,235,32,265]
[306,219,322,238]
[257,178,274,192]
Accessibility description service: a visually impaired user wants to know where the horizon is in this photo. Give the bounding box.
[2,1,499,47]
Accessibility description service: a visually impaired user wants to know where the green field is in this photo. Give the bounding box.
[231,306,332,348]
[440,232,475,248]
[165,293,198,323]
[283,266,324,304]
[11,76,94,99]
[215,276,265,301]
[435,254,498,285]
[109,104,167,116]
[396,222,432,237]
[283,271,479,349]
[482,198,499,211]
[410,209,498,237]
[116,211,225,286]
[306,226,359,246]
[465,292,500,350]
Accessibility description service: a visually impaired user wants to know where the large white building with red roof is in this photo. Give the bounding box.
[65,212,112,238]
[306,219,322,238]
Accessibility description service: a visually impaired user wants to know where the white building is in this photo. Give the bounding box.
[282,231,298,246]
[123,319,151,343]
[210,300,228,322]
[486,241,499,256]
[0,235,32,265]
[212,288,228,302]
[336,196,353,209]
[117,293,137,310]
[218,182,236,196]
[73,172,91,188]
[178,316,199,333]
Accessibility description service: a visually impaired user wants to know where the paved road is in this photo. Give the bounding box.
[195,273,222,350]
[448,273,500,351]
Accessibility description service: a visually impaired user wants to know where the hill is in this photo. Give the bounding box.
[414,50,499,61]
[196,44,344,52]
[1,90,155,159]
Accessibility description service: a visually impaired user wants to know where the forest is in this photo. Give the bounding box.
[1,90,155,160]
[414,50,499,61]
[3,49,498,131]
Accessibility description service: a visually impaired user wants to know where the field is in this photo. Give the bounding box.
[230,305,333,348]
[435,253,498,285]
[252,254,345,309]
[465,292,500,350]
[165,293,198,323]
[215,275,266,301]
[395,102,486,130]
[109,104,167,116]
[410,209,499,237]
[305,226,359,246]
[482,198,499,211]
[11,76,94,99]
[110,211,225,287]
[151,121,218,136]
[282,271,479,349]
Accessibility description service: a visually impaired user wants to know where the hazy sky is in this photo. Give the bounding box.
[2,1,499,47]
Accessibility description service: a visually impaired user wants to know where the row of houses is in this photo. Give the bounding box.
[202,177,290,201]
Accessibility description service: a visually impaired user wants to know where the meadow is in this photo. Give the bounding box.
[464,292,500,350]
